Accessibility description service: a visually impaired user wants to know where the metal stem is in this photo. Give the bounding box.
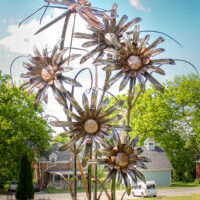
[111,174,116,200]
[73,144,77,200]
[88,147,92,200]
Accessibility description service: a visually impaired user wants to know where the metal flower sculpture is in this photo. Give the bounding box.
[102,27,175,94]
[95,130,150,195]
[20,0,116,34]
[20,44,82,109]
[50,88,130,166]
[74,3,141,64]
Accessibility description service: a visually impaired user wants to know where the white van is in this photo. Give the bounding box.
[132,181,157,197]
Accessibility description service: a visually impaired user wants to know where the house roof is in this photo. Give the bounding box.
[140,146,173,171]
[40,143,71,162]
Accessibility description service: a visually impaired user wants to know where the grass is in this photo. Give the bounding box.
[130,193,200,200]
[157,182,200,189]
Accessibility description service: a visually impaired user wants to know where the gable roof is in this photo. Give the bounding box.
[140,146,173,171]
[40,143,72,162]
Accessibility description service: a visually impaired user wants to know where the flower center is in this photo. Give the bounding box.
[84,119,99,135]
[115,152,129,168]
[128,55,142,70]
[41,65,54,82]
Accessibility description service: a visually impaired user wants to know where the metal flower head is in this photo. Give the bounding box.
[74,3,141,64]
[20,44,81,109]
[96,130,150,195]
[50,88,130,166]
[25,0,117,35]
[102,26,175,93]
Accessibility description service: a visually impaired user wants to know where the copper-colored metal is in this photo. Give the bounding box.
[84,119,99,134]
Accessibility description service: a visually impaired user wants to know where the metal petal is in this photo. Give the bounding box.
[105,33,121,49]
[116,171,122,185]
[103,64,121,71]
[121,17,142,33]
[103,114,123,123]
[147,37,165,51]
[91,88,98,109]
[59,54,81,66]
[43,85,49,104]
[150,59,175,65]
[34,88,43,109]
[35,9,72,35]
[82,40,98,48]
[122,173,131,195]
[137,74,145,92]
[54,80,66,93]
[128,171,137,184]
[119,73,130,91]
[61,76,82,87]
[112,128,121,146]
[49,121,72,127]
[144,72,164,92]
[66,91,83,114]
[109,71,123,86]
[135,169,146,183]
[20,81,31,91]
[64,108,81,121]
[82,92,89,111]
[145,65,165,75]
[52,86,66,106]
[147,48,165,57]
[117,15,128,30]
[139,34,150,53]
[105,100,124,116]
[59,137,77,151]
[80,46,103,64]
[104,47,120,56]
[133,25,140,44]
[103,170,116,184]
[138,156,151,162]
[73,32,93,39]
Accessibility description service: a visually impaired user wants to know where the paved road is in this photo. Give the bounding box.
[1,187,200,200]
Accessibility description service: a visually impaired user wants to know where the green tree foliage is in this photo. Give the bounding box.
[0,71,52,189]
[15,153,34,200]
[108,74,200,182]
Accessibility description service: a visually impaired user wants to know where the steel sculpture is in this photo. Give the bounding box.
[13,1,197,200]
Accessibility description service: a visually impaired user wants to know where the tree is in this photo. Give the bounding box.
[0,71,52,189]
[108,74,200,182]
[15,153,34,200]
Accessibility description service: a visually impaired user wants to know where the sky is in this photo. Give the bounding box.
[0,0,199,124]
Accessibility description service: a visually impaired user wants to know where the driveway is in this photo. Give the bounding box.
[1,187,200,200]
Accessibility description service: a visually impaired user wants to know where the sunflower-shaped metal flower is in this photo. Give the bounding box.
[74,3,141,64]
[93,130,150,195]
[50,88,130,166]
[20,44,81,109]
[20,0,116,34]
[101,26,175,95]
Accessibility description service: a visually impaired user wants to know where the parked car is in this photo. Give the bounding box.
[132,180,157,197]
[8,181,18,192]
[34,182,40,192]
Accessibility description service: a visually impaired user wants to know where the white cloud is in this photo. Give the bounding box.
[129,0,148,11]
[0,10,88,54]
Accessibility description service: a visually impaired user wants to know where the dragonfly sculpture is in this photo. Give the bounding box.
[19,0,117,34]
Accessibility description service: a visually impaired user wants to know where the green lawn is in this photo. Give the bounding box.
[157,182,200,189]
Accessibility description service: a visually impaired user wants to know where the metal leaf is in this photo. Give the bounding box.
[52,86,66,106]
[54,80,66,93]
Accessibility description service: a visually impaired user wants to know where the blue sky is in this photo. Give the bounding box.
[0,0,199,119]
[0,0,199,80]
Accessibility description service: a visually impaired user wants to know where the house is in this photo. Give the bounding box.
[36,143,85,189]
[139,138,173,187]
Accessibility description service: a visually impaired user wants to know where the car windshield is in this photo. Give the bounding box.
[147,184,156,189]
